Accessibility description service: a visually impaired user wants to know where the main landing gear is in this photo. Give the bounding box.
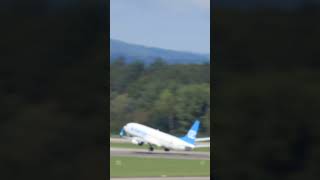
[148,144,154,152]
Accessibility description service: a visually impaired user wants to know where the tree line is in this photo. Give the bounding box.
[110,58,210,136]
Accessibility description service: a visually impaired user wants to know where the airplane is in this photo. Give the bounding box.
[119,120,210,151]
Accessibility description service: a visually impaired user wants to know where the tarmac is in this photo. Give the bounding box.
[110,138,130,143]
[110,147,210,160]
[110,177,210,180]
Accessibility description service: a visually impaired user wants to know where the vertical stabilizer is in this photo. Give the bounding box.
[120,128,125,137]
[180,120,200,145]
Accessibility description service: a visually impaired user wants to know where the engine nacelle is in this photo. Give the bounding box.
[131,138,144,145]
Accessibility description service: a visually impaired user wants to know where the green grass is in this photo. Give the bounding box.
[110,156,210,177]
[110,142,210,152]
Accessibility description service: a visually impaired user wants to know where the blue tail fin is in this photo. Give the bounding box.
[180,120,200,145]
[120,128,125,137]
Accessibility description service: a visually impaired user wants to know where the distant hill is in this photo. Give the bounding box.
[110,39,210,64]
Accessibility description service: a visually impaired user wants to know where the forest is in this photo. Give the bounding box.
[110,58,211,136]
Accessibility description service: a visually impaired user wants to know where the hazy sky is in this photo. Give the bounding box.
[110,0,210,54]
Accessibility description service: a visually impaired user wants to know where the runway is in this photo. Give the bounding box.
[110,147,210,160]
[110,138,130,143]
[110,177,210,180]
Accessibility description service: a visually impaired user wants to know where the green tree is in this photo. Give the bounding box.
[174,84,210,133]
[110,94,130,133]
[152,89,177,132]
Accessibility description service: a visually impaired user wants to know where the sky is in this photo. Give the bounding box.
[110,0,210,54]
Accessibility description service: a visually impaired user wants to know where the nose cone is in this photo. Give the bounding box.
[123,123,133,133]
[123,124,129,131]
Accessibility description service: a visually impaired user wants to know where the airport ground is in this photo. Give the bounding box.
[111,177,210,180]
[110,156,210,177]
[110,147,210,160]
[110,138,210,179]
[110,138,210,152]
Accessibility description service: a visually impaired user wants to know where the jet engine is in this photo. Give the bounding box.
[131,137,144,146]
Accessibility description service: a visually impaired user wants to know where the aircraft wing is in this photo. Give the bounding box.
[123,136,145,144]
[143,135,162,147]
[195,137,210,142]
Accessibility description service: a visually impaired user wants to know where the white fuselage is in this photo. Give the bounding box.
[123,123,194,151]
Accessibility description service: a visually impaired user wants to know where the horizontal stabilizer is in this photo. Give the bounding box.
[195,137,210,142]
[195,144,210,148]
